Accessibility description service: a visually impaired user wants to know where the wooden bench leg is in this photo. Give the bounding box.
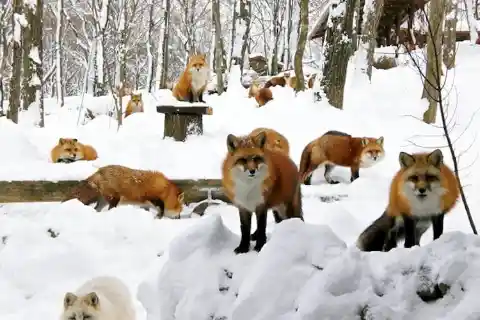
[164,113,203,142]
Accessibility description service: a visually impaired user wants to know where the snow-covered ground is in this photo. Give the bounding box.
[0,42,479,319]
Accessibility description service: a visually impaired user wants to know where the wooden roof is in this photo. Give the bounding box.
[308,0,429,41]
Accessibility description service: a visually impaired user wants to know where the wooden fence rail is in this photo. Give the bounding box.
[0,179,230,205]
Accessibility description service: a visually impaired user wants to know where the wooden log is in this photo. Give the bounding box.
[157,105,213,142]
[0,179,230,205]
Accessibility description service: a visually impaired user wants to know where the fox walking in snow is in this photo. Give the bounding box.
[356,149,460,252]
[299,130,385,185]
[222,131,303,254]
[61,276,136,320]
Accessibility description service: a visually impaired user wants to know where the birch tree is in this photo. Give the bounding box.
[146,0,155,91]
[230,0,251,78]
[282,0,294,69]
[0,0,12,115]
[155,0,171,89]
[422,0,446,124]
[92,0,111,96]
[294,0,308,92]
[31,0,44,126]
[269,0,281,75]
[8,0,24,123]
[55,0,64,107]
[464,0,479,44]
[443,0,457,69]
[22,1,36,110]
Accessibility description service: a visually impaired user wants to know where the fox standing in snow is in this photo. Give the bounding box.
[63,165,184,218]
[248,81,273,107]
[222,132,303,254]
[298,130,385,185]
[264,75,287,88]
[61,276,136,320]
[356,149,460,252]
[124,93,144,118]
[172,53,210,103]
[51,138,98,163]
[248,127,290,156]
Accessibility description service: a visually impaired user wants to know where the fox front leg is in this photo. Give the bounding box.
[235,209,252,254]
[431,214,445,240]
[402,214,417,248]
[350,166,360,182]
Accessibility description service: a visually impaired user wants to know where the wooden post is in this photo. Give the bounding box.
[157,105,213,142]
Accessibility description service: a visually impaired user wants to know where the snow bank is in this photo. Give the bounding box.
[139,215,480,320]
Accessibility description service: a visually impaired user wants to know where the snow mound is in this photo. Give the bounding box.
[0,118,43,163]
[139,216,480,320]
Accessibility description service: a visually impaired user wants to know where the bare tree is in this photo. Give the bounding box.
[0,0,12,116]
[443,0,457,69]
[464,0,479,43]
[212,0,225,94]
[32,0,44,126]
[22,1,36,110]
[294,0,308,92]
[269,0,281,75]
[422,0,446,124]
[282,0,294,69]
[231,0,251,78]
[146,0,155,92]
[321,0,355,109]
[8,0,24,123]
[55,0,65,107]
[155,0,171,89]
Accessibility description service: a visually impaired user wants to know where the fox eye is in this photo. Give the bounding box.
[425,174,438,182]
[235,158,247,165]
[65,148,72,152]
[252,156,264,162]
[409,175,419,182]
[74,148,78,152]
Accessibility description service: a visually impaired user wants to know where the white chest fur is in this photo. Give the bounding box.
[130,102,142,112]
[402,183,445,218]
[190,67,209,93]
[230,166,269,212]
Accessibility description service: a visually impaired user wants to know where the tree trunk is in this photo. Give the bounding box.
[146,0,155,92]
[443,0,457,69]
[0,3,9,116]
[56,0,64,107]
[352,0,362,51]
[9,0,23,123]
[212,0,224,94]
[464,0,479,43]
[22,2,35,110]
[228,0,237,71]
[363,0,384,81]
[34,0,44,127]
[321,0,356,109]
[422,0,446,124]
[294,0,308,92]
[160,0,171,89]
[239,0,251,75]
[283,0,293,69]
[269,1,281,75]
[231,0,252,79]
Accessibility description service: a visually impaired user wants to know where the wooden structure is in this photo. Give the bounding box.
[308,0,429,47]
[0,179,228,205]
[157,104,213,142]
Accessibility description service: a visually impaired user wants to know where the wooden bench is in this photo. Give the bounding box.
[157,104,213,142]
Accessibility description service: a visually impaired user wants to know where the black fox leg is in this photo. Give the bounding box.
[350,167,360,182]
[431,214,445,240]
[149,199,166,219]
[235,209,252,254]
[107,197,120,210]
[252,207,284,241]
[93,197,108,212]
[403,215,417,248]
[304,172,313,185]
[187,90,194,103]
[383,228,398,251]
[253,208,268,252]
[324,164,339,184]
[199,93,205,103]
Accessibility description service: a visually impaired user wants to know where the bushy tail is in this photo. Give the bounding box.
[62,180,100,205]
[356,212,395,252]
[298,144,312,183]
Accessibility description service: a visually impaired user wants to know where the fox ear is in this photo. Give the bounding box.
[85,292,99,308]
[64,292,77,309]
[376,136,384,145]
[227,134,239,153]
[72,138,78,143]
[361,138,369,147]
[427,149,443,168]
[253,131,267,149]
[59,138,65,145]
[399,152,415,168]
[177,192,185,203]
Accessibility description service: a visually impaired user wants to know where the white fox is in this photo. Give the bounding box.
[60,276,136,320]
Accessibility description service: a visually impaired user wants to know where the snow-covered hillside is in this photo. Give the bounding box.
[0,42,479,319]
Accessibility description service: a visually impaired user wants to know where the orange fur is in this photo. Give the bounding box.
[51,138,98,163]
[64,165,184,218]
[264,76,287,88]
[248,82,260,98]
[222,132,303,254]
[387,151,459,218]
[248,127,290,156]
[172,53,210,103]
[299,130,385,184]
[125,93,144,118]
[255,88,273,107]
[308,74,317,89]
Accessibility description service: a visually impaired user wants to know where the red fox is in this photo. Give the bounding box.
[172,53,210,103]
[51,138,98,163]
[264,75,287,88]
[125,93,144,118]
[299,130,385,185]
[248,81,273,107]
[308,73,317,89]
[222,132,303,254]
[248,127,290,156]
[64,165,184,219]
[356,149,460,252]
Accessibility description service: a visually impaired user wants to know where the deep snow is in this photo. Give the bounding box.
[0,42,479,319]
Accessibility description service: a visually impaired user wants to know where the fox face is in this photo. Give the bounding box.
[61,292,101,320]
[188,53,209,79]
[57,138,82,162]
[165,190,185,216]
[226,132,269,180]
[359,137,385,168]
[130,93,142,103]
[399,149,445,203]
